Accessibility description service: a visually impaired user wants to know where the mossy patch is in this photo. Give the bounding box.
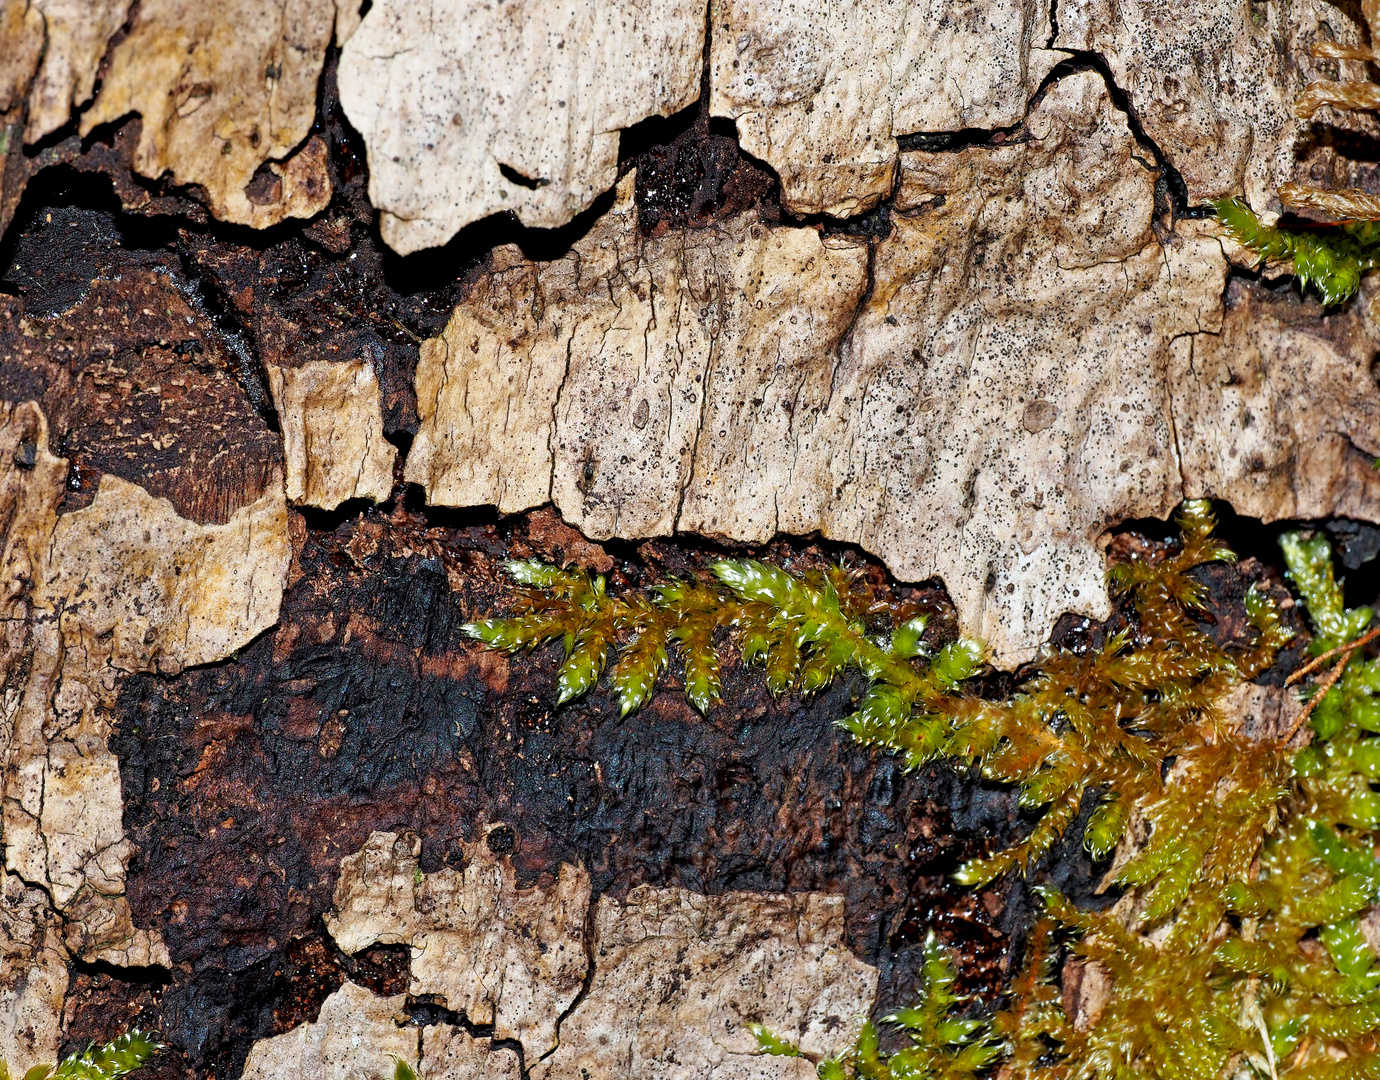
[467,502,1380,1078]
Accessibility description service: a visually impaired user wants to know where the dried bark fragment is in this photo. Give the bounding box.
[707,0,1062,217]
[533,886,877,1080]
[403,74,1241,664]
[1218,681,1306,746]
[80,0,335,228]
[0,868,67,1073]
[240,981,523,1080]
[337,0,705,252]
[1060,956,1110,1032]
[403,171,869,539]
[327,829,591,1058]
[45,474,291,674]
[332,0,364,44]
[1170,274,1380,523]
[328,831,878,1079]
[22,0,132,142]
[1055,0,1364,207]
[268,359,398,510]
[806,71,1213,662]
[0,399,124,927]
[422,1024,522,1080]
[239,982,417,1080]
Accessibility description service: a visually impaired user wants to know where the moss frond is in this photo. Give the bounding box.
[7,1032,162,1080]
[471,503,1295,908]
[1213,196,1380,308]
[748,1024,802,1058]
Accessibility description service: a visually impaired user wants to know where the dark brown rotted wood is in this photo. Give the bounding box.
[96,503,1051,1079]
[0,206,281,524]
[46,496,1319,1080]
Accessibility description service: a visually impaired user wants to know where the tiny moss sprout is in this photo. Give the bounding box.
[466,502,1380,1077]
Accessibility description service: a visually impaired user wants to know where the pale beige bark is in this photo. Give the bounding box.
[708,0,1062,216]
[324,830,876,1080]
[338,0,706,253]
[241,981,524,1080]
[22,0,132,142]
[534,886,875,1080]
[0,0,43,115]
[241,983,421,1080]
[1055,0,1367,207]
[269,359,398,510]
[327,829,591,1058]
[403,74,1279,664]
[81,0,335,227]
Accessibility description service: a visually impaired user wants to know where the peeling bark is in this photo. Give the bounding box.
[0,2,1378,1077]
[269,359,397,510]
[707,0,1062,216]
[327,830,591,1058]
[402,72,1377,665]
[1054,0,1370,208]
[338,0,706,251]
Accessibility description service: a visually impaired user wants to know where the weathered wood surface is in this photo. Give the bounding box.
[0,2,1376,1079]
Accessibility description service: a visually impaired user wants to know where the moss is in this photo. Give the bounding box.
[3,1032,161,1080]
[1213,196,1380,308]
[466,501,1380,1078]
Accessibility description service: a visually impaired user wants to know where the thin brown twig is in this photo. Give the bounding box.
[1284,625,1380,686]
[1279,654,1349,748]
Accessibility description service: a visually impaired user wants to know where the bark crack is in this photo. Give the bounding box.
[540,889,601,1077]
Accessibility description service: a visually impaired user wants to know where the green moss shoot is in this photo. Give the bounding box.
[1214,196,1380,308]
[3,1032,161,1080]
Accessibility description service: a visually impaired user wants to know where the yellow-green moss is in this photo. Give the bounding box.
[1215,196,1380,308]
[466,502,1380,1078]
[3,1032,161,1080]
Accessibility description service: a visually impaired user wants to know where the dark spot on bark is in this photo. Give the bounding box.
[1022,399,1058,433]
[244,163,283,207]
[486,824,518,855]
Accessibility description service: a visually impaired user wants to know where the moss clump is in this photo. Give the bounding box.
[2,1032,161,1080]
[983,527,1380,1079]
[466,502,1380,1077]
[1213,196,1380,308]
